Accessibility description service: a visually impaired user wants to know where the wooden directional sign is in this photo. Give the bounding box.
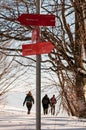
[22,42,54,56]
[17,14,55,26]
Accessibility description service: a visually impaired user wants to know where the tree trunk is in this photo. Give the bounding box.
[75,73,86,117]
[74,0,86,117]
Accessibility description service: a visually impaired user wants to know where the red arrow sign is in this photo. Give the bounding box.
[17,14,55,26]
[22,42,54,56]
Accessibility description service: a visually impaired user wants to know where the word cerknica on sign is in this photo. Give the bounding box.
[17,14,55,26]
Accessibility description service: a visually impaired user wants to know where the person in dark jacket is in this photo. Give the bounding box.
[42,94,50,115]
[23,91,34,114]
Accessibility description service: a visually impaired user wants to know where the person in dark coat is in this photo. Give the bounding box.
[23,91,34,114]
[42,94,50,115]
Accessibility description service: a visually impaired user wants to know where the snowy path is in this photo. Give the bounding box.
[0,109,86,130]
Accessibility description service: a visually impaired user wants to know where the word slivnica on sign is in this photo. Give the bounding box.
[22,42,54,56]
[17,14,55,26]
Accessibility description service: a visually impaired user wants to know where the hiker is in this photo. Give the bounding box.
[50,95,57,115]
[42,94,50,115]
[23,91,34,114]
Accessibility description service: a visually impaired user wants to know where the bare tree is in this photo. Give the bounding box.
[44,0,86,117]
[0,0,86,117]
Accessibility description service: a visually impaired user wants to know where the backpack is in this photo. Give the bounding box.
[42,98,49,105]
[51,97,56,104]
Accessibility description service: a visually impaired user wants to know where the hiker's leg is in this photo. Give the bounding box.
[26,102,29,114]
[26,102,32,114]
[43,106,45,115]
[51,106,53,115]
[45,108,48,114]
[44,108,46,115]
[53,105,55,115]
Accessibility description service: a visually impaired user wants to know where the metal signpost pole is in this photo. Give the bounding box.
[36,0,41,130]
[17,2,55,130]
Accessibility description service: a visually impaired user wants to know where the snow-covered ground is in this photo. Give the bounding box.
[0,106,86,130]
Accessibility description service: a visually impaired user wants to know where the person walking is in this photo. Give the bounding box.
[42,94,50,115]
[50,95,57,115]
[23,91,34,114]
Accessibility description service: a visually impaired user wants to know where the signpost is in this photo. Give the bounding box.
[17,14,55,26]
[36,1,41,130]
[22,42,54,56]
[17,1,55,130]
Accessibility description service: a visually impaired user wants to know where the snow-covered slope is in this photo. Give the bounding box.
[0,106,86,130]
